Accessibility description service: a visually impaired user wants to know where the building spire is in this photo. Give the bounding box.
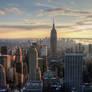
[53,17,55,29]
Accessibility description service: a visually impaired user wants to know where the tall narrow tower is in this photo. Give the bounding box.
[50,19,57,58]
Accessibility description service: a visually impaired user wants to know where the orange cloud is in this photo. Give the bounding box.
[0,11,5,15]
[4,7,22,15]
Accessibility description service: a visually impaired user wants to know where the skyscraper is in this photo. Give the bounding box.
[89,44,92,56]
[14,48,24,87]
[28,44,41,81]
[22,44,42,92]
[0,64,6,88]
[0,55,11,70]
[64,53,83,92]
[50,19,57,58]
[39,45,48,74]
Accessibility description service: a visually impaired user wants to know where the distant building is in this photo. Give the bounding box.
[75,43,84,53]
[43,70,60,92]
[23,61,28,84]
[50,19,57,58]
[64,53,83,92]
[39,45,48,75]
[49,59,63,77]
[0,55,11,69]
[1,46,7,55]
[0,64,10,92]
[89,44,92,56]
[38,58,44,76]
[43,70,58,87]
[22,81,42,92]
[0,55,12,85]
[82,83,92,92]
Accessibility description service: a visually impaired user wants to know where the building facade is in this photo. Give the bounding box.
[28,45,41,81]
[64,53,83,92]
[89,44,92,56]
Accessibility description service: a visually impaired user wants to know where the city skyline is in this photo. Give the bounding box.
[0,0,92,38]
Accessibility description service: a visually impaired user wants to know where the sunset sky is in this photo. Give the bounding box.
[0,0,92,38]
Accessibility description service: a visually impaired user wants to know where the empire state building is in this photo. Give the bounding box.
[50,19,57,58]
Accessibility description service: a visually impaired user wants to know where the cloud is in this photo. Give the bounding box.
[74,14,92,27]
[64,29,83,33]
[36,3,46,7]
[38,8,92,16]
[0,22,91,36]
[4,8,22,15]
[0,11,5,15]
[36,2,55,8]
[0,7,22,16]
[48,0,54,2]
[0,24,51,30]
[86,15,92,19]
[76,21,92,26]
[0,23,75,31]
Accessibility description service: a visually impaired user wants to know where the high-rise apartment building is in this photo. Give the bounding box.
[28,45,41,81]
[64,53,83,92]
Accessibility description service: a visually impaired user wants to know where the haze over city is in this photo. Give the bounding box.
[0,0,92,38]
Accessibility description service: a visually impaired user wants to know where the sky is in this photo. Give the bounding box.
[0,0,92,38]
